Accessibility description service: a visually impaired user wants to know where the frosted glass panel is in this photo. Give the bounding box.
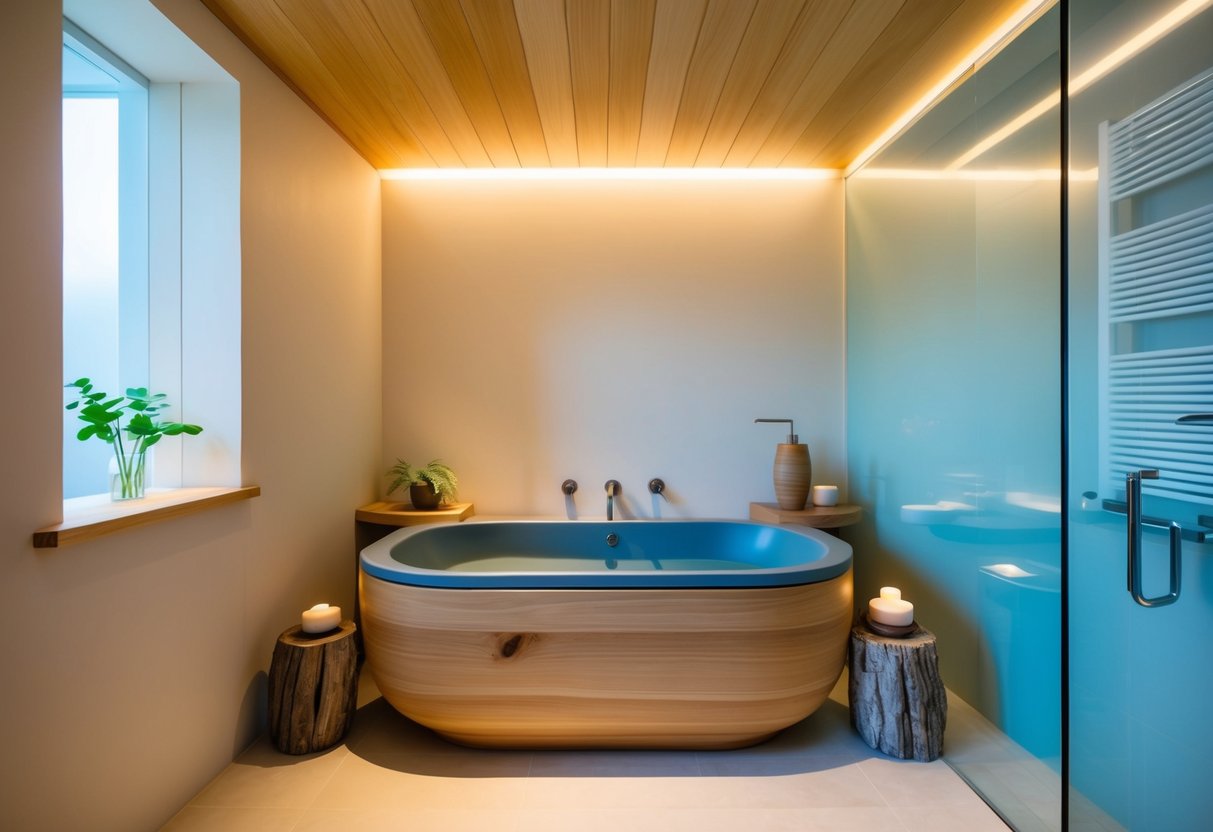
[1068,0,1213,828]
[846,8,1061,829]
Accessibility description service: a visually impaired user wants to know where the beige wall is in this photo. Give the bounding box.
[0,1,382,829]
[381,178,845,518]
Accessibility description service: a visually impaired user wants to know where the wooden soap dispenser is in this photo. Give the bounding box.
[755,418,811,511]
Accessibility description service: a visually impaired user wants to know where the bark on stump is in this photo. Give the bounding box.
[848,623,946,761]
[268,621,358,755]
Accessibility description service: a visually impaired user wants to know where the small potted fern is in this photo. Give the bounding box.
[386,459,458,510]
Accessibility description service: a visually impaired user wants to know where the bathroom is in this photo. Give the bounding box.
[2,0,1211,829]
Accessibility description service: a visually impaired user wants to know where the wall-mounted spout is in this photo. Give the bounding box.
[605,480,620,520]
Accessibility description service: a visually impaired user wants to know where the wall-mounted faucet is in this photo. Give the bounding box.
[648,478,666,497]
[561,479,578,495]
[605,479,621,520]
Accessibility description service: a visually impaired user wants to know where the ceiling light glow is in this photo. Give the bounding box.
[949,0,1213,169]
[845,0,1058,177]
[379,167,840,181]
[856,166,1100,181]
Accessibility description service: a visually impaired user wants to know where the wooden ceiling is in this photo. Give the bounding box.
[201,0,1029,170]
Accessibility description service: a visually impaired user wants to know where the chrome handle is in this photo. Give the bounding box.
[1126,469,1181,607]
[561,479,578,496]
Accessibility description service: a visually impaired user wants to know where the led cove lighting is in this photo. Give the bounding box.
[855,166,1099,182]
[844,0,1057,177]
[949,0,1213,169]
[379,167,839,181]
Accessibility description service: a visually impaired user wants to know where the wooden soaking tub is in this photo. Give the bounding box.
[359,519,853,750]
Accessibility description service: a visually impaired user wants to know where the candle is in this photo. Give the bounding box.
[868,586,914,626]
[301,603,341,634]
[812,485,839,506]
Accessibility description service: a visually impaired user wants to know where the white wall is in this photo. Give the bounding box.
[381,177,845,519]
[0,1,382,829]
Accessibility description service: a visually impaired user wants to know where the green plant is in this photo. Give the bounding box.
[386,459,458,504]
[65,378,203,499]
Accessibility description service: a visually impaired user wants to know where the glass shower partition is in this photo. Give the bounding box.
[1066,0,1213,828]
[845,6,1063,828]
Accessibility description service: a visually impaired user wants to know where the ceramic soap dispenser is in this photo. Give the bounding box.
[755,418,811,511]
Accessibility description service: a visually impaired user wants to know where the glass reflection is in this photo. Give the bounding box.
[845,5,1062,829]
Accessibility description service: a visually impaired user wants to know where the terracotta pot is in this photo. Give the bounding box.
[409,482,441,510]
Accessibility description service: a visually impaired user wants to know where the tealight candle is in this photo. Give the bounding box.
[301,603,341,634]
[812,485,839,506]
[868,586,914,626]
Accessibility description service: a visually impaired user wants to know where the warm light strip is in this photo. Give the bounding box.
[379,167,840,181]
[949,0,1213,169]
[946,92,1061,169]
[844,0,1057,178]
[855,166,1099,181]
[1071,0,1212,92]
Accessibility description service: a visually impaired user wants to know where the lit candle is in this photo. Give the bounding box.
[868,586,914,626]
[301,603,341,634]
[812,485,839,506]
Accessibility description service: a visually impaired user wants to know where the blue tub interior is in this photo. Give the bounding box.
[360,520,851,589]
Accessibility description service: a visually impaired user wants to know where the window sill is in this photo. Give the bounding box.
[33,485,261,549]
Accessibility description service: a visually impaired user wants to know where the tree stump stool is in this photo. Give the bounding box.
[848,620,946,761]
[268,620,358,755]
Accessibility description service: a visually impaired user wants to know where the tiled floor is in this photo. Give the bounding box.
[944,695,1123,832]
[162,672,1009,832]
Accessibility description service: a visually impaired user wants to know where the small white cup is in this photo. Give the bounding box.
[812,485,839,507]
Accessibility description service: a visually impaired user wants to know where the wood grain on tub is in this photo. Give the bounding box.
[360,569,853,749]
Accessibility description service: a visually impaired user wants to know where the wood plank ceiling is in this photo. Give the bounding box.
[201,0,1029,170]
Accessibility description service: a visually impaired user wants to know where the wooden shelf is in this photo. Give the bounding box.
[355,500,474,526]
[34,486,261,549]
[749,501,862,529]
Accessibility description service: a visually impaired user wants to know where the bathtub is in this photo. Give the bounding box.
[359,519,853,750]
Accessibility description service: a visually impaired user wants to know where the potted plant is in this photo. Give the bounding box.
[65,378,203,501]
[386,459,458,510]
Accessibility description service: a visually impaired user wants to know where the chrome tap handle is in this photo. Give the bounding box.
[648,478,665,496]
[561,479,578,496]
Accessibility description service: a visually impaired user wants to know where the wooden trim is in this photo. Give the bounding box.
[749,501,862,528]
[33,486,260,549]
[203,0,1023,171]
[354,500,474,526]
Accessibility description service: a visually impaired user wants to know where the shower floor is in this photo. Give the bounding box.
[945,693,1123,832]
[162,670,1011,832]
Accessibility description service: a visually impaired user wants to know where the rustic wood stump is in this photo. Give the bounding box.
[848,621,946,761]
[268,620,358,755]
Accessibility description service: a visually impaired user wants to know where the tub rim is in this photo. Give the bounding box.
[359,518,852,589]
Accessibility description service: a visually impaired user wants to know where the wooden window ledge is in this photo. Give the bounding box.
[33,486,261,549]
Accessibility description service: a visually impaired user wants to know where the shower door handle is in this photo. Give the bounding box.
[1125,469,1181,607]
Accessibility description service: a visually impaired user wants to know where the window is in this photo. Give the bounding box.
[62,23,150,498]
[61,6,241,506]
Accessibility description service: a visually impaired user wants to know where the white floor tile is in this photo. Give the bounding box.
[163,671,1018,831]
[861,756,989,806]
[310,751,531,811]
[159,806,303,831]
[187,737,347,810]
[895,802,1012,831]
[293,807,521,832]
